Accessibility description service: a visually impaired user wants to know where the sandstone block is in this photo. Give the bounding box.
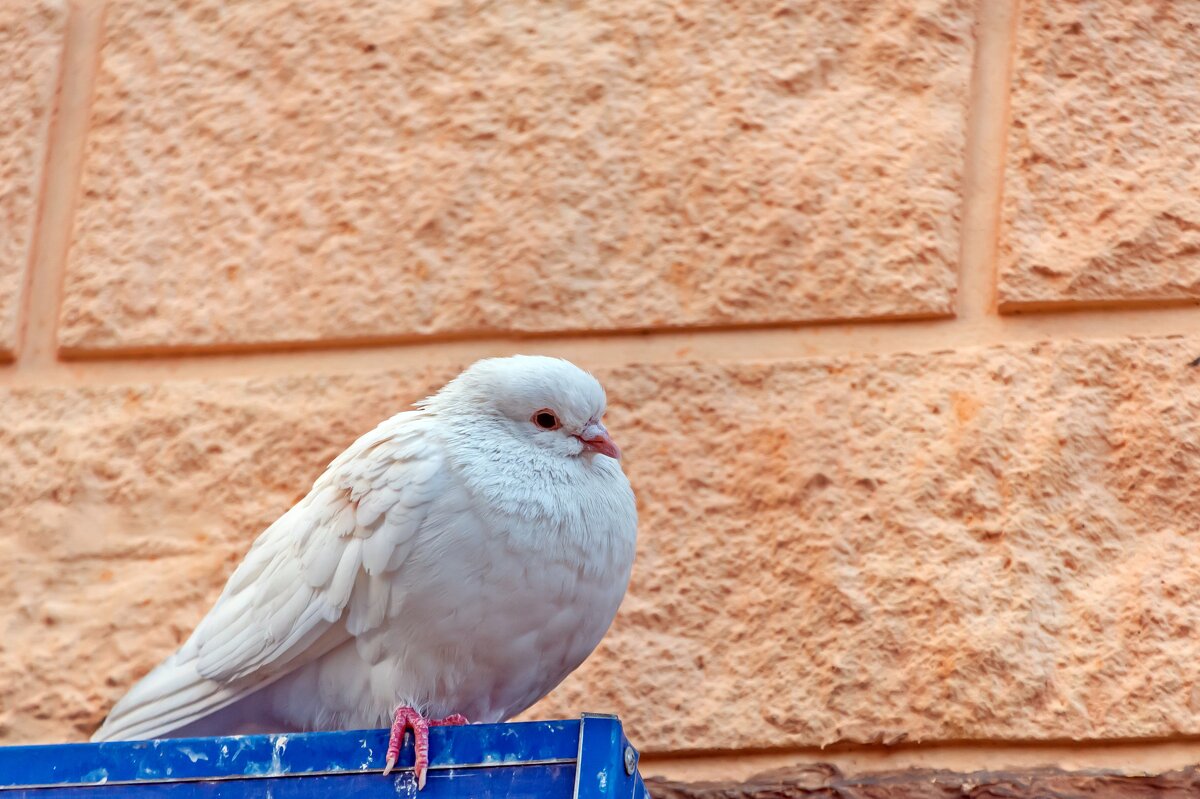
[6,339,1200,752]
[61,0,970,353]
[0,0,63,357]
[1000,1,1200,309]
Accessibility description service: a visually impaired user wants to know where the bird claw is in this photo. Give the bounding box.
[384,706,469,789]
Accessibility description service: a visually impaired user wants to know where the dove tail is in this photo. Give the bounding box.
[90,652,257,743]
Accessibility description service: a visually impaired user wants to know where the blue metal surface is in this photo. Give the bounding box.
[0,766,577,799]
[573,715,645,799]
[0,716,648,799]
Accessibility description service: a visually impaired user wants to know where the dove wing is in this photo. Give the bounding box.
[92,411,448,741]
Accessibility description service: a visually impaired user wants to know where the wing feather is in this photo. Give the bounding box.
[92,411,448,742]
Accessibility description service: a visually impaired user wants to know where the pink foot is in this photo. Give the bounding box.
[383,707,470,789]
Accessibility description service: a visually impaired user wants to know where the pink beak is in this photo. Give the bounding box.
[576,421,621,460]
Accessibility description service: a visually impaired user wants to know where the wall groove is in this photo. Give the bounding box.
[15,0,104,372]
[956,0,1020,322]
[4,303,1200,388]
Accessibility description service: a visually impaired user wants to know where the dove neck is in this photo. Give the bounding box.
[432,412,636,568]
[439,414,593,503]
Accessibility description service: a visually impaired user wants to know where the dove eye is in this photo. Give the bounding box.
[532,409,561,430]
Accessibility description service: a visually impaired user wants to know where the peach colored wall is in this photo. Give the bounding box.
[4,0,1200,782]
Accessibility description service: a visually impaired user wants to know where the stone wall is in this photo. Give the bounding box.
[4,0,1200,789]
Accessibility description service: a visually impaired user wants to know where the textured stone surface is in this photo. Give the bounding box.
[60,0,969,353]
[649,764,1200,799]
[7,338,1200,751]
[0,0,62,356]
[1000,2,1200,308]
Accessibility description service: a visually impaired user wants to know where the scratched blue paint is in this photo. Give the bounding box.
[0,765,577,799]
[0,716,647,799]
[573,715,643,799]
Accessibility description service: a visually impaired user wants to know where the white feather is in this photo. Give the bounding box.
[93,355,637,741]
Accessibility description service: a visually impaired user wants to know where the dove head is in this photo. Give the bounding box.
[424,355,621,461]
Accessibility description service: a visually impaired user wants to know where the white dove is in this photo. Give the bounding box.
[92,355,637,787]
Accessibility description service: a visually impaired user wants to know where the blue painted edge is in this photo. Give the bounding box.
[0,719,588,788]
[573,714,644,799]
[0,765,583,799]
